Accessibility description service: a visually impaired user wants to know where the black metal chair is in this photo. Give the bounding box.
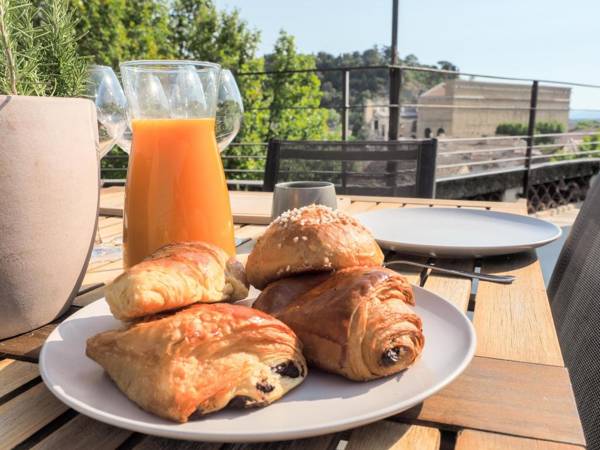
[263,139,437,198]
[548,178,600,449]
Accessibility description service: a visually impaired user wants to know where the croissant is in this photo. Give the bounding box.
[86,303,307,422]
[246,205,384,289]
[106,241,249,320]
[254,267,423,381]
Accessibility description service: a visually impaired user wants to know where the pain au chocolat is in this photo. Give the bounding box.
[254,267,424,381]
[106,241,249,321]
[246,205,384,289]
[86,303,307,423]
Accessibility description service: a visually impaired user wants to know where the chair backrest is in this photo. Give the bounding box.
[262,139,437,197]
[548,177,600,449]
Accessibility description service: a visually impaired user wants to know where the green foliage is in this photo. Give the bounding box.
[580,132,600,154]
[125,0,174,61]
[0,0,87,96]
[75,0,258,70]
[495,122,528,136]
[100,146,128,178]
[72,0,174,69]
[37,0,89,96]
[574,119,600,130]
[0,0,44,95]
[221,58,269,180]
[496,121,565,145]
[534,121,564,144]
[170,0,258,69]
[550,132,600,162]
[223,33,333,180]
[265,32,328,140]
[70,0,126,68]
[236,58,269,144]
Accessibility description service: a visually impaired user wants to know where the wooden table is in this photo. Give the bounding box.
[0,188,585,450]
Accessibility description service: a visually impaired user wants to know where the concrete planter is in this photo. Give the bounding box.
[0,96,99,339]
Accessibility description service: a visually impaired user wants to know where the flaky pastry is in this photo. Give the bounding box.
[86,303,307,422]
[254,267,423,381]
[106,241,248,320]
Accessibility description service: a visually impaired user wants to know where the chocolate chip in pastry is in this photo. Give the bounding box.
[254,267,423,381]
[86,303,307,422]
[246,205,384,289]
[106,241,249,320]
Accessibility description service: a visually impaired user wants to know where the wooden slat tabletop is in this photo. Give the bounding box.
[0,188,585,450]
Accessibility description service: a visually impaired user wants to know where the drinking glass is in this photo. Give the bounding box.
[117,126,132,154]
[85,65,128,159]
[120,60,238,267]
[216,69,244,151]
[271,181,338,219]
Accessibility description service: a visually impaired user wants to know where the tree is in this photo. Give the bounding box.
[224,32,334,179]
[72,0,174,69]
[265,31,329,140]
[123,0,174,61]
[71,0,127,68]
[235,58,269,144]
[170,0,259,69]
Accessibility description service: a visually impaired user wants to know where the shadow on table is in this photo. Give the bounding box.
[476,250,539,272]
[536,226,571,287]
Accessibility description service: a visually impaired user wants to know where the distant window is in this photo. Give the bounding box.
[374,120,379,130]
[424,128,431,138]
[381,124,386,136]
[437,128,445,136]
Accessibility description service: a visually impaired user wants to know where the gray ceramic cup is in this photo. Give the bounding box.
[271,181,337,219]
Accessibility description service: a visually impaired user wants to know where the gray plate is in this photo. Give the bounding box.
[39,288,475,442]
[355,207,562,257]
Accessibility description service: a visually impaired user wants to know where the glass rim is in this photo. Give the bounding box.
[89,64,113,71]
[275,181,335,190]
[120,60,221,73]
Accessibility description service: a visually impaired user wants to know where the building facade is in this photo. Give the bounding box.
[416,80,571,138]
[363,98,417,140]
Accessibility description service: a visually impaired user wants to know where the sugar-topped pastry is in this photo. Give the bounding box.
[246,205,384,289]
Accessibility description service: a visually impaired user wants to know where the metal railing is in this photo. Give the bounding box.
[101,63,600,195]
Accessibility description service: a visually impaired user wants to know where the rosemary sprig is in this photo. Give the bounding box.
[0,0,17,94]
[0,0,88,97]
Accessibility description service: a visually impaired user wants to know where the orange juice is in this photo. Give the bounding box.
[123,118,235,267]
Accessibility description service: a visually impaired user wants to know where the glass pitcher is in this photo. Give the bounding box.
[120,60,239,267]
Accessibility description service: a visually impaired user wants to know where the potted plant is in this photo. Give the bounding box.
[0,0,98,338]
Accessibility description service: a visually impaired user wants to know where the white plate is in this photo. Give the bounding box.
[355,207,561,257]
[40,288,475,443]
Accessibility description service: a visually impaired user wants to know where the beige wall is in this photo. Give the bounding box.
[417,80,571,138]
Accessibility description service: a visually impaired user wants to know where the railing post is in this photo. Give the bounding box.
[523,80,539,200]
[263,139,280,192]
[387,66,402,193]
[341,69,350,141]
[386,0,401,194]
[341,69,350,190]
[388,66,401,141]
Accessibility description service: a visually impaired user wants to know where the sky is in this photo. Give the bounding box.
[214,0,600,112]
